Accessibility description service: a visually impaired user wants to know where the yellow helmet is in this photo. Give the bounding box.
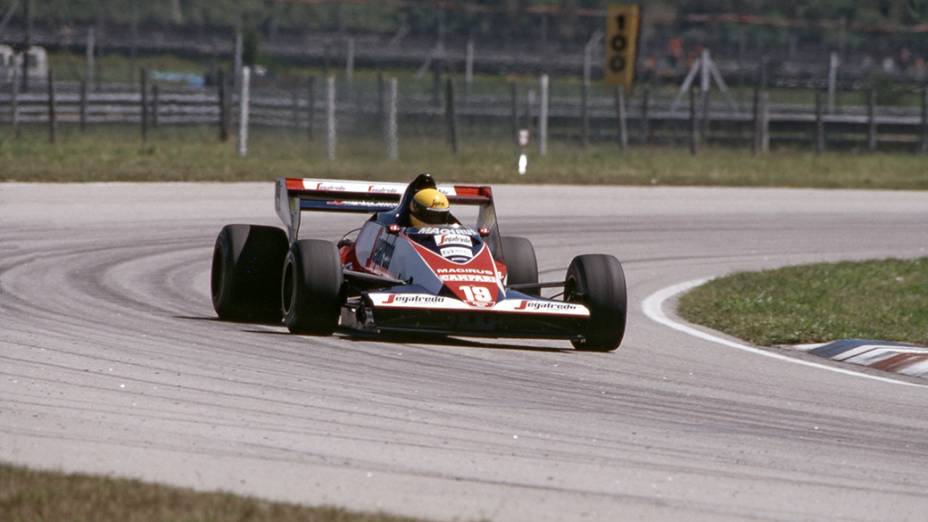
[409,188,451,228]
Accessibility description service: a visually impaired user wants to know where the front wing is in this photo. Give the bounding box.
[361,293,590,340]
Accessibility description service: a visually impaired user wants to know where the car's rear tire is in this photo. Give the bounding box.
[501,236,539,296]
[282,239,344,335]
[565,254,627,352]
[211,224,289,323]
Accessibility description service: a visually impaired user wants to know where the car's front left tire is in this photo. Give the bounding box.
[282,239,344,335]
[501,236,539,296]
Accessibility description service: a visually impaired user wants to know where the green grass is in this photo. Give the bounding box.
[678,258,928,346]
[0,463,426,522]
[2,125,928,189]
[0,464,426,522]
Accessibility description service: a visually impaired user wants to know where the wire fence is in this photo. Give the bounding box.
[3,67,928,157]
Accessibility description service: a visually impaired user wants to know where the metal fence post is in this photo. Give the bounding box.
[11,67,19,138]
[377,72,385,131]
[79,79,88,132]
[920,86,928,155]
[21,0,31,93]
[614,85,628,151]
[815,89,825,154]
[218,68,228,142]
[326,75,336,161]
[345,37,355,84]
[760,92,770,154]
[386,77,398,160]
[700,86,711,145]
[291,89,300,130]
[580,80,589,147]
[464,38,474,96]
[445,77,458,154]
[509,82,518,146]
[689,86,698,155]
[640,86,650,145]
[140,68,148,142]
[152,84,159,128]
[85,27,95,89]
[827,52,838,114]
[752,85,760,155]
[238,66,250,158]
[539,74,549,157]
[307,76,316,142]
[233,31,243,93]
[867,88,877,152]
[47,68,56,144]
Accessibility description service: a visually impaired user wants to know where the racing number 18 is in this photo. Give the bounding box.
[461,285,492,303]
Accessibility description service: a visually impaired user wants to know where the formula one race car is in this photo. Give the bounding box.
[210,174,627,351]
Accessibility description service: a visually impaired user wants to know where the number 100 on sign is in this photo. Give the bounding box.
[604,4,641,89]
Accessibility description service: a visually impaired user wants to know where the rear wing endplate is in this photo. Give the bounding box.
[276,177,494,241]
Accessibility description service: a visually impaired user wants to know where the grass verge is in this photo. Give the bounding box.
[677,258,928,346]
[2,125,928,189]
[0,462,425,522]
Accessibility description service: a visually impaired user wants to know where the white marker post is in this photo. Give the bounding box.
[237,66,250,158]
[518,129,530,175]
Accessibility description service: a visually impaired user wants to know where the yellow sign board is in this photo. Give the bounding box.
[604,5,641,89]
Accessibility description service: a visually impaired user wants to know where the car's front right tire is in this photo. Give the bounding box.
[282,239,344,335]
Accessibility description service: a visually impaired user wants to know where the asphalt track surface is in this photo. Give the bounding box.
[2,183,927,521]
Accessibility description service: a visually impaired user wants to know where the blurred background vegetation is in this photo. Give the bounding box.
[14,1,928,51]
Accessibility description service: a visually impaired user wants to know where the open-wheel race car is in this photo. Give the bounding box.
[210,174,627,351]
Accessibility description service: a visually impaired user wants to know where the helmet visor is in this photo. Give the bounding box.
[411,200,452,225]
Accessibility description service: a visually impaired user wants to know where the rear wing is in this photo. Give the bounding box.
[276,177,495,241]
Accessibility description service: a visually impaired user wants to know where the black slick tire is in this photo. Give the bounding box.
[565,254,627,352]
[501,236,539,296]
[211,224,289,323]
[282,239,344,335]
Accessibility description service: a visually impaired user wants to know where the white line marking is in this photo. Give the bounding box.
[641,278,926,388]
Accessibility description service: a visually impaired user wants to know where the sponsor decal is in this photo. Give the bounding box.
[368,185,403,194]
[369,293,589,316]
[514,300,584,312]
[439,274,498,283]
[382,294,446,305]
[416,226,475,235]
[498,299,590,316]
[440,247,474,260]
[435,267,495,276]
[316,182,349,191]
[435,234,473,247]
[371,294,467,310]
[299,179,457,197]
[326,199,395,208]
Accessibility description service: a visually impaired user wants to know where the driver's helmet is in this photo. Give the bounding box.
[409,188,451,228]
